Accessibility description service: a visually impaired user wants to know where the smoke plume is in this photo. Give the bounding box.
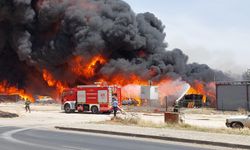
[0,0,229,95]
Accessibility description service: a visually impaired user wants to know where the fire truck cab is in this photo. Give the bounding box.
[61,84,121,114]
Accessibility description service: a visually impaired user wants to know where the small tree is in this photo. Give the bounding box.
[242,69,250,80]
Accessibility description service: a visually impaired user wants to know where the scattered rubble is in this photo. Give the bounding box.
[0,110,19,118]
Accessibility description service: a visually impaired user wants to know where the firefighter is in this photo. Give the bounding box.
[25,98,31,113]
[173,102,179,112]
[112,94,118,117]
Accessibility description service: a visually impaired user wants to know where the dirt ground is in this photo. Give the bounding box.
[0,103,110,128]
[0,102,242,129]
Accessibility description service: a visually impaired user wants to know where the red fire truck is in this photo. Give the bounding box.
[61,84,121,113]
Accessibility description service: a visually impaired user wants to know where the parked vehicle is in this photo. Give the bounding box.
[122,98,139,106]
[61,84,121,114]
[226,115,250,128]
[35,96,55,104]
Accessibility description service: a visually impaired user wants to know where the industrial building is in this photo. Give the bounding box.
[216,81,250,111]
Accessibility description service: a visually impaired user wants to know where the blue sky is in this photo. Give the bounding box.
[124,0,250,74]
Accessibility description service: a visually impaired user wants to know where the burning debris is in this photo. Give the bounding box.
[0,81,34,102]
[0,0,229,103]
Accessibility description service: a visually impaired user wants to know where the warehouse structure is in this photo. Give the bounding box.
[216,81,250,111]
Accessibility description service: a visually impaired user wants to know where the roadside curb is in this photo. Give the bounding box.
[55,126,250,149]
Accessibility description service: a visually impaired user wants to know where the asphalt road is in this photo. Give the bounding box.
[0,126,222,150]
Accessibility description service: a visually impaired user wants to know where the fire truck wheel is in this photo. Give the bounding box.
[64,104,71,113]
[91,106,99,114]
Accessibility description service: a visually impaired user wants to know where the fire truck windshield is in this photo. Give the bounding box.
[62,90,73,97]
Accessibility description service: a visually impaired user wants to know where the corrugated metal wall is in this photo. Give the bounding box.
[216,83,250,111]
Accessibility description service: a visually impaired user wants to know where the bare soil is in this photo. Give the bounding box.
[0,102,247,130]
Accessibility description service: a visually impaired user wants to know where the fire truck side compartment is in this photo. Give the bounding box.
[77,90,86,103]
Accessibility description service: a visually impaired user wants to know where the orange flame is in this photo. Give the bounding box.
[99,75,215,106]
[42,69,67,93]
[99,74,148,86]
[100,75,189,105]
[71,55,106,78]
[121,84,142,105]
[187,81,206,102]
[187,80,216,103]
[98,74,148,105]
[0,81,34,102]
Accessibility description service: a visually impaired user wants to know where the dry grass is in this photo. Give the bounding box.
[182,125,250,136]
[99,114,250,136]
[123,106,249,116]
[181,108,249,115]
[237,107,248,115]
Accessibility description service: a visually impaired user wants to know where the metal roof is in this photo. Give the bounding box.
[216,80,250,85]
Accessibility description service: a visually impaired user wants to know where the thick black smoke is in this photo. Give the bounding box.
[0,0,229,92]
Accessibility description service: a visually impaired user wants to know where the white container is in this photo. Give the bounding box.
[141,86,159,100]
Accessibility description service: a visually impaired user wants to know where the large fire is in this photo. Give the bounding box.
[71,55,106,78]
[42,69,68,93]
[99,74,148,86]
[187,80,216,103]
[0,81,34,102]
[120,79,190,106]
[43,55,215,104]
[121,84,142,105]
[0,55,216,106]
[111,77,215,106]
[0,0,223,107]
[0,53,216,105]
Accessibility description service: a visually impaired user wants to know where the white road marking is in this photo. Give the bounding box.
[62,145,91,150]
[1,128,32,145]
[0,127,61,150]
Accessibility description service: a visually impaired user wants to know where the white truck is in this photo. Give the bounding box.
[226,115,250,128]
